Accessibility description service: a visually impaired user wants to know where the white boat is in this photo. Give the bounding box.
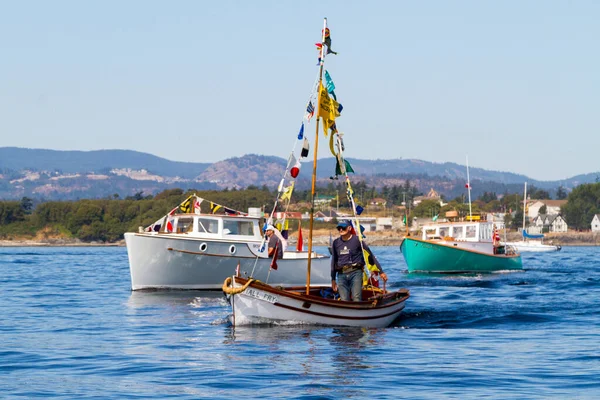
[503,183,561,253]
[225,276,409,328]
[125,195,331,290]
[224,18,410,327]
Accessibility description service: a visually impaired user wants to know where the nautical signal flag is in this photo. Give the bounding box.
[298,123,304,140]
[210,202,221,214]
[301,137,310,158]
[465,183,471,189]
[306,101,315,121]
[180,197,192,213]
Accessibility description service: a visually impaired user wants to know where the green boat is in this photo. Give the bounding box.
[400,220,523,273]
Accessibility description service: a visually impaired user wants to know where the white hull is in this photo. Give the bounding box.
[125,232,331,290]
[504,241,561,253]
[227,276,409,328]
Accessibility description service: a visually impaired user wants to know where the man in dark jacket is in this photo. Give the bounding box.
[330,220,387,301]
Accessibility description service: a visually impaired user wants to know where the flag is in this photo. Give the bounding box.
[194,198,202,214]
[179,197,192,213]
[356,205,364,215]
[210,202,221,214]
[298,123,304,139]
[224,207,236,215]
[280,182,295,201]
[335,158,355,176]
[280,220,289,240]
[433,214,439,222]
[324,70,336,100]
[166,219,174,232]
[403,215,407,225]
[297,221,303,251]
[465,183,471,189]
[270,243,279,270]
[301,137,310,158]
[318,82,336,122]
[305,101,315,121]
[290,161,301,178]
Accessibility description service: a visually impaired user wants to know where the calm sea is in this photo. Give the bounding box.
[1,246,599,399]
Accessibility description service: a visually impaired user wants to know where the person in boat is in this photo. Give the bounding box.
[265,225,284,259]
[331,220,388,302]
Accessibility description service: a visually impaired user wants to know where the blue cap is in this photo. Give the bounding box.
[336,220,351,229]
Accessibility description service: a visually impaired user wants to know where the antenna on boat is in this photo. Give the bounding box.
[306,17,328,295]
[466,155,472,221]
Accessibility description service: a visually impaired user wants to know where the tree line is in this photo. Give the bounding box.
[0,182,597,242]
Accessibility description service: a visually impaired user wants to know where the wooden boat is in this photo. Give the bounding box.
[223,18,410,327]
[224,276,409,328]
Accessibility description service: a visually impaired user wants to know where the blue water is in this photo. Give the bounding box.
[1,246,599,399]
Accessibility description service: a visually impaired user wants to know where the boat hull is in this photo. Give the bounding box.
[227,276,409,328]
[125,232,331,290]
[400,237,523,273]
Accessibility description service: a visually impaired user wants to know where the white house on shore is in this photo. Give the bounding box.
[592,214,600,232]
[527,200,567,219]
[532,214,568,233]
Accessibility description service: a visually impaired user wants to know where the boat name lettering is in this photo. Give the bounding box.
[245,288,278,303]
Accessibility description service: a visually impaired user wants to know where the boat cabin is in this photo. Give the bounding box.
[421,220,502,243]
[150,213,264,241]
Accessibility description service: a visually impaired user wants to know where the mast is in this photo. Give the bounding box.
[522,182,527,237]
[466,155,472,221]
[306,18,328,295]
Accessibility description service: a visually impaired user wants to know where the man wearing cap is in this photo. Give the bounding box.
[265,225,283,259]
[331,220,388,302]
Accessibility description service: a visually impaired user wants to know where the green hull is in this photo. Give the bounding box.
[400,238,523,273]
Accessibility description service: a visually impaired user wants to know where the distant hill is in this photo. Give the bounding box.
[0,147,598,201]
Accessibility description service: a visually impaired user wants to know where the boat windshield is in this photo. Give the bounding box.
[176,217,194,233]
[223,220,255,236]
[197,218,218,234]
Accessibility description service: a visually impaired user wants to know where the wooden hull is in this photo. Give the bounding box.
[225,276,410,328]
[400,237,523,273]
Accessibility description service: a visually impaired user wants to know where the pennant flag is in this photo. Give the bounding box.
[166,219,174,232]
[432,214,439,222]
[270,243,279,270]
[356,205,364,215]
[280,181,295,201]
[301,137,310,158]
[224,207,237,215]
[179,197,192,213]
[403,215,407,225]
[210,202,221,214]
[323,28,337,55]
[324,70,336,100]
[465,183,471,189]
[335,158,355,176]
[305,101,315,121]
[297,221,303,251]
[298,123,304,139]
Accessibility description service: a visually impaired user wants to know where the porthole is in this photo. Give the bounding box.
[229,245,236,255]
[199,243,208,252]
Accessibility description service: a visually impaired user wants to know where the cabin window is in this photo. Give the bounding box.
[198,218,218,234]
[452,226,464,239]
[223,220,255,236]
[425,228,437,238]
[466,225,477,239]
[439,227,449,237]
[176,218,194,233]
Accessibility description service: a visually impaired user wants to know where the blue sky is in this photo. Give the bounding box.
[1,1,598,181]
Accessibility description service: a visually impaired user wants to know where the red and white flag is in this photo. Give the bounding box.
[296,222,303,252]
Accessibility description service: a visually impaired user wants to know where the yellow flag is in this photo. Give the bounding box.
[318,82,331,120]
[280,181,295,201]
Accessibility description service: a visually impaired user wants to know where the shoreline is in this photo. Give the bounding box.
[2,231,600,247]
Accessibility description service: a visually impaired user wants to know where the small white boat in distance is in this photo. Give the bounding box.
[125,196,330,290]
